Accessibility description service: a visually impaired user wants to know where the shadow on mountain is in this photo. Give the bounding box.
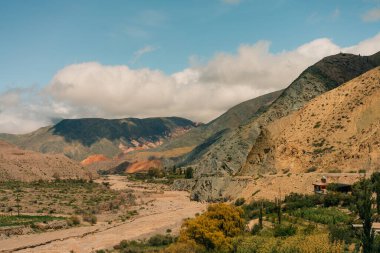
[52,117,196,147]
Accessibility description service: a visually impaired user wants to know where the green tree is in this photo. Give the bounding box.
[259,202,263,229]
[185,167,194,179]
[371,172,380,215]
[353,179,374,253]
[275,197,282,225]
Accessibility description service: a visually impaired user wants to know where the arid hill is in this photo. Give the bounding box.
[183,51,380,201]
[243,67,380,174]
[0,140,92,181]
[0,117,197,161]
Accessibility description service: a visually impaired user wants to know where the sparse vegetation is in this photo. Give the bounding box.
[313,121,321,128]
[306,166,317,173]
[185,167,194,179]
[0,215,65,227]
[0,180,136,217]
[234,198,245,206]
[290,207,352,225]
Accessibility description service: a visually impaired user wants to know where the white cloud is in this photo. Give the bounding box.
[0,88,68,134]
[131,45,157,64]
[362,8,380,22]
[1,33,380,134]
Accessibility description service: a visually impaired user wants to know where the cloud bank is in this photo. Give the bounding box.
[1,33,380,134]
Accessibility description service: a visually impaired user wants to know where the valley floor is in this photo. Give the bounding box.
[0,176,206,253]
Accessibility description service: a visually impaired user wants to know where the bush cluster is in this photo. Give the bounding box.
[179,203,245,252]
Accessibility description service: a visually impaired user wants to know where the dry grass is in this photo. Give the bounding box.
[0,180,136,216]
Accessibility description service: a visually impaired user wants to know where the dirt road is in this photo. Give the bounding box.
[0,176,206,253]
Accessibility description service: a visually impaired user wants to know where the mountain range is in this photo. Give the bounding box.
[0,117,197,161]
[1,51,379,200]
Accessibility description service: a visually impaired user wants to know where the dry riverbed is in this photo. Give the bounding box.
[0,175,206,253]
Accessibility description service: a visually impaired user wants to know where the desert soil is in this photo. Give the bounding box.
[0,175,206,253]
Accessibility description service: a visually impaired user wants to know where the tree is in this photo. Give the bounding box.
[371,172,380,215]
[259,201,263,229]
[353,179,375,253]
[179,203,245,252]
[185,167,194,179]
[275,197,282,225]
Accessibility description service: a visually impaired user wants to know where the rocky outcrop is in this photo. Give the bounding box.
[183,51,380,201]
[244,67,380,174]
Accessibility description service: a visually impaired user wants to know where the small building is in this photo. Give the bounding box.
[313,176,328,194]
[313,182,328,194]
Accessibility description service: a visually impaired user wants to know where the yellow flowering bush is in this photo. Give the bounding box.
[178,203,245,252]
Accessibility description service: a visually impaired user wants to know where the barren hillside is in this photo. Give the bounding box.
[244,67,380,174]
[185,51,380,201]
[0,141,92,181]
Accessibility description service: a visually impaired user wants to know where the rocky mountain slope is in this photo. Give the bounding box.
[0,117,197,161]
[183,51,380,201]
[244,67,380,174]
[0,140,92,181]
[154,90,283,152]
[89,90,282,175]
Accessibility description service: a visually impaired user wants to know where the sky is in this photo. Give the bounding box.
[0,0,380,133]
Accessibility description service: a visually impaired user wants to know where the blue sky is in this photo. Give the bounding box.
[0,0,379,90]
[0,0,380,133]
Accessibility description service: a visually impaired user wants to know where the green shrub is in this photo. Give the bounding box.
[148,234,175,246]
[291,207,352,225]
[302,224,316,235]
[328,224,356,244]
[328,169,342,173]
[251,224,262,235]
[243,200,276,219]
[306,167,317,173]
[374,235,380,253]
[185,167,194,179]
[283,193,323,210]
[284,192,353,210]
[234,198,245,206]
[326,183,352,193]
[313,121,321,128]
[273,224,297,237]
